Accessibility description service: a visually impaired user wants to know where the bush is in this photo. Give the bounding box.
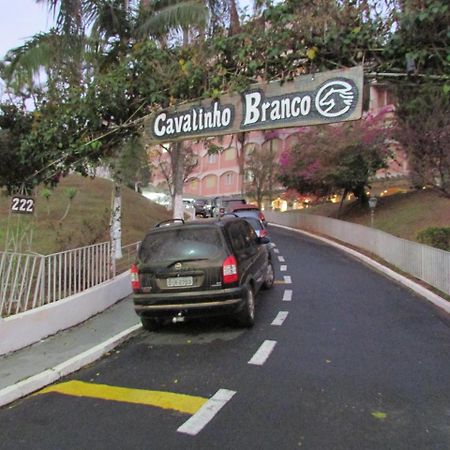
[416,227,450,251]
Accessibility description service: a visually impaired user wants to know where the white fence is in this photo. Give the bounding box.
[0,241,139,318]
[266,211,450,297]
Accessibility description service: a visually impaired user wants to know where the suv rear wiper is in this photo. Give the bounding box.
[168,258,209,266]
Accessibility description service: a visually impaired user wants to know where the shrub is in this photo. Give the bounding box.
[416,227,450,251]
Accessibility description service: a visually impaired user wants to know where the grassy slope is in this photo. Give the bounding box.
[0,174,171,255]
[1,176,448,254]
[300,189,450,242]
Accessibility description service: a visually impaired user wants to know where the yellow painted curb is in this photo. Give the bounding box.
[38,380,207,415]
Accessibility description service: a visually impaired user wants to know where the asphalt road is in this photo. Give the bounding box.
[1,226,449,450]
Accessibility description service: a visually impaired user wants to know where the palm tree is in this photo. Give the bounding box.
[36,0,84,35]
[136,0,242,47]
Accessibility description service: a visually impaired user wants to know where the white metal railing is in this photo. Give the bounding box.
[0,241,140,318]
[266,211,450,297]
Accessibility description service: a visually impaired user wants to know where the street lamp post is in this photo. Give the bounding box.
[368,196,378,228]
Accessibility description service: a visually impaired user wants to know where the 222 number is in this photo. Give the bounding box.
[11,197,35,214]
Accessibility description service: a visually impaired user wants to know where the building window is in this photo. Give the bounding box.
[208,153,217,164]
[224,148,235,161]
[205,176,217,188]
[225,172,234,185]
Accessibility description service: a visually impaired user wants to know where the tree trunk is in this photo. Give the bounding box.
[110,182,123,270]
[182,27,189,47]
[171,142,185,219]
[268,139,274,208]
[236,132,247,196]
[257,185,263,209]
[228,0,241,36]
[337,188,347,218]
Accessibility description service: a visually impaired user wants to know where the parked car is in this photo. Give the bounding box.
[229,203,266,224]
[131,217,274,330]
[240,216,269,238]
[193,198,212,217]
[231,215,274,255]
[211,196,247,217]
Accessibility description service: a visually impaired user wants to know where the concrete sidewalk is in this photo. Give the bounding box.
[0,296,141,408]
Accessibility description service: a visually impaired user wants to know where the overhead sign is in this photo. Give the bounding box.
[144,66,363,144]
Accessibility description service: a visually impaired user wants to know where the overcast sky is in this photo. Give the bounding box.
[0,0,257,60]
[0,1,56,59]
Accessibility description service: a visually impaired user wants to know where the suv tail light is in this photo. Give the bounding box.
[258,211,266,222]
[222,255,238,284]
[130,264,141,292]
[260,228,268,238]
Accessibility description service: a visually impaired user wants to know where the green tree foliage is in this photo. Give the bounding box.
[0,105,36,193]
[416,226,450,251]
[382,0,450,79]
[111,136,151,191]
[210,0,390,92]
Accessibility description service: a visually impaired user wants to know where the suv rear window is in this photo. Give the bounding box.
[139,227,224,262]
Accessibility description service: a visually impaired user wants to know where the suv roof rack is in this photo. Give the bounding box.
[155,219,185,228]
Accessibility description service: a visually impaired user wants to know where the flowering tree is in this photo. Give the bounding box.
[279,110,393,207]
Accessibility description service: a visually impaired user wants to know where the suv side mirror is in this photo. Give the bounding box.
[257,236,271,245]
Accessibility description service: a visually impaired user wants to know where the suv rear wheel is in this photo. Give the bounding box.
[236,285,255,328]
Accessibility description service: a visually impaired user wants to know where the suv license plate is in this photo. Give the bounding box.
[167,276,193,287]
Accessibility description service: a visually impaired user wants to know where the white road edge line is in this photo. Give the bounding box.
[280,265,287,272]
[282,289,293,301]
[248,340,277,366]
[278,256,285,262]
[271,311,289,326]
[283,275,292,284]
[177,389,236,436]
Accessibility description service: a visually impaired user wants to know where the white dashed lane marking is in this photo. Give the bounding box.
[283,275,292,284]
[248,340,277,366]
[278,256,285,262]
[280,265,287,272]
[282,289,293,301]
[274,248,280,254]
[271,311,289,326]
[177,389,236,436]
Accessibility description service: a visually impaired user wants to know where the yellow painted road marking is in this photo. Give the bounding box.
[38,380,207,415]
[274,280,286,284]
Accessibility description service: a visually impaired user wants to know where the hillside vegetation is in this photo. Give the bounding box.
[299,189,450,242]
[0,175,171,255]
[1,176,449,256]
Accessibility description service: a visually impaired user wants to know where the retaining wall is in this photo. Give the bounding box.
[0,272,131,356]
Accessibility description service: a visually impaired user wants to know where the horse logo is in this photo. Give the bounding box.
[315,80,356,118]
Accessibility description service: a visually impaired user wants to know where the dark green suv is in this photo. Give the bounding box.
[131,217,274,330]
